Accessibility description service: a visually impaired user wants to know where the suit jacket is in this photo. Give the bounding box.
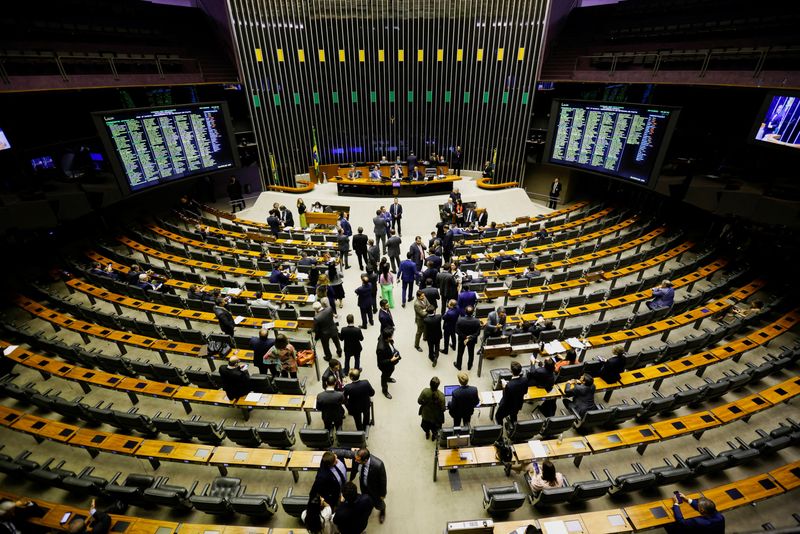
[219,364,251,400]
[599,354,626,383]
[456,291,478,314]
[368,245,380,266]
[321,367,344,391]
[352,233,369,253]
[339,217,353,236]
[485,311,507,337]
[409,242,427,267]
[347,454,387,500]
[527,365,555,391]
[311,460,348,507]
[448,385,479,420]
[389,203,403,220]
[456,315,481,343]
[477,210,488,227]
[426,255,443,270]
[376,338,397,372]
[496,376,527,419]
[398,259,418,282]
[343,379,375,413]
[250,336,275,372]
[563,382,598,417]
[354,283,373,310]
[372,216,387,236]
[421,287,440,310]
[317,389,345,424]
[463,209,476,225]
[333,494,374,534]
[213,305,235,332]
[672,500,725,534]
[269,269,291,288]
[88,510,112,534]
[650,287,675,309]
[442,307,460,334]
[267,215,281,235]
[314,306,339,338]
[437,271,458,302]
[339,325,363,354]
[337,234,350,253]
[386,236,402,257]
[549,181,562,197]
[423,313,443,341]
[378,309,394,331]
[421,267,438,287]
[280,208,295,227]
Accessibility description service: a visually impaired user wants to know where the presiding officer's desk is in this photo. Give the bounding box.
[329,168,460,197]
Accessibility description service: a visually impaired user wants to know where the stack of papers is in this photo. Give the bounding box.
[543,341,567,354]
[234,316,245,325]
[528,440,547,457]
[3,345,18,356]
[566,337,591,349]
[466,270,482,278]
[244,392,262,403]
[262,322,275,329]
[222,287,242,296]
[308,294,317,302]
[295,272,309,280]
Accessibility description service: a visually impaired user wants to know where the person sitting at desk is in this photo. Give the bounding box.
[390,164,403,182]
[716,299,763,324]
[482,160,495,178]
[453,199,465,227]
[562,374,598,417]
[379,155,389,163]
[598,346,626,383]
[493,249,519,269]
[554,349,577,372]
[522,264,542,279]
[668,494,725,534]
[485,306,508,338]
[348,165,361,179]
[310,201,324,213]
[526,459,566,493]
[535,224,549,240]
[251,291,280,316]
[270,264,291,289]
[482,222,499,237]
[369,166,382,181]
[646,279,674,310]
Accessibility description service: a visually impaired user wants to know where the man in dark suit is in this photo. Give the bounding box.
[376,328,400,399]
[317,375,345,430]
[250,328,275,375]
[389,198,403,236]
[454,306,481,371]
[477,208,489,227]
[266,209,282,236]
[409,236,427,271]
[528,356,557,417]
[352,227,369,271]
[494,361,527,425]
[599,346,626,384]
[372,209,387,255]
[218,355,251,401]
[367,239,380,271]
[213,297,236,337]
[562,374,598,417]
[420,261,438,289]
[269,264,291,289]
[313,301,342,361]
[463,207,476,226]
[452,146,463,176]
[343,369,374,430]
[423,307,443,366]
[386,230,402,273]
[66,499,116,534]
[354,275,374,329]
[667,494,725,534]
[436,266,458,314]
[337,228,351,270]
[378,299,394,331]
[333,482,374,534]
[448,371,479,427]
[339,314,363,373]
[338,212,352,236]
[279,205,294,227]
[398,253,419,307]
[548,178,562,209]
[421,284,440,312]
[456,286,478,315]
[347,448,388,524]
[310,451,348,508]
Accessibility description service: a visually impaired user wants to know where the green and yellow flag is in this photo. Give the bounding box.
[269,153,279,184]
[312,127,320,176]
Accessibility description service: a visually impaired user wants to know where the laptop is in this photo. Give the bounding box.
[444,385,459,405]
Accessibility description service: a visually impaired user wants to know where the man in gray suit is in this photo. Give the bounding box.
[313,301,341,361]
[373,209,387,255]
[386,230,402,273]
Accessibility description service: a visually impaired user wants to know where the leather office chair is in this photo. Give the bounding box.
[299,426,334,449]
[149,362,190,385]
[481,482,526,515]
[185,367,219,389]
[507,417,544,443]
[336,429,368,449]
[540,414,577,437]
[61,467,111,496]
[249,374,277,394]
[573,406,614,430]
[605,401,641,426]
[189,477,243,515]
[470,425,503,446]
[142,477,199,510]
[222,422,263,448]
[152,412,193,441]
[281,487,310,517]
[113,408,158,435]
[274,376,306,395]
[570,472,612,502]
[105,473,157,507]
[648,458,693,486]
[230,487,279,517]
[604,465,657,495]
[529,485,575,507]
[180,418,226,444]
[257,422,297,448]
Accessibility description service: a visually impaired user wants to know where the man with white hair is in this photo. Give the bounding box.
[219,355,251,400]
[313,301,342,361]
[647,280,675,310]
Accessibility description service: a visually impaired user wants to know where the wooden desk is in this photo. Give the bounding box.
[769,460,800,490]
[0,404,23,427]
[124,519,181,534]
[328,174,460,197]
[578,510,632,534]
[12,413,76,443]
[513,436,591,466]
[759,376,800,405]
[651,412,719,439]
[540,515,587,534]
[68,428,143,458]
[710,393,771,423]
[586,425,659,455]
[701,472,784,512]
[208,446,290,476]
[136,440,214,470]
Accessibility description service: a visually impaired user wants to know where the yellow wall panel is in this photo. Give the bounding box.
[476,48,484,61]
[359,49,365,62]
[298,49,305,62]
[437,49,444,62]
[417,49,424,62]
[255,48,263,62]
[398,49,404,62]
[517,47,525,61]
[318,49,325,62]
[497,48,504,61]
[276,49,284,62]
[378,49,385,62]
[456,49,463,61]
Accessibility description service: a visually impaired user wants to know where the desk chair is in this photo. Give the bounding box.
[299,426,334,448]
[482,482,526,515]
[189,477,243,515]
[529,483,575,507]
[143,477,199,510]
[180,417,226,444]
[336,429,368,448]
[281,487,310,517]
[274,376,306,395]
[470,424,503,446]
[569,472,612,502]
[105,473,157,507]
[257,422,297,448]
[230,487,279,517]
[604,465,657,495]
[508,417,545,443]
[540,414,577,437]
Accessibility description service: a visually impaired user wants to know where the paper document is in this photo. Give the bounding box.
[308,294,317,302]
[528,440,547,458]
[262,322,275,329]
[295,272,309,280]
[222,287,242,296]
[466,270,481,278]
[244,392,262,402]
[541,521,568,534]
[544,341,566,354]
[3,345,18,356]
[566,338,586,349]
[234,316,245,324]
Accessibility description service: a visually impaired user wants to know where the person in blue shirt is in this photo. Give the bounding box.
[646,279,674,310]
[667,493,724,534]
[269,264,291,289]
[338,212,352,237]
[456,285,478,316]
[398,252,419,308]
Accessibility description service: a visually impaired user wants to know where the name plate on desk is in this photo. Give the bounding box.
[446,520,494,533]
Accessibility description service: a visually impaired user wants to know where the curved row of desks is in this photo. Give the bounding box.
[435,374,800,479]
[149,223,336,251]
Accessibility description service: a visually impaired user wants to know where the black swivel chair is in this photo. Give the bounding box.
[481,482,526,515]
[189,477,243,515]
[230,487,279,517]
[281,486,310,517]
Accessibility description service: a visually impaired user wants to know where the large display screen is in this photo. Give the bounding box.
[544,100,679,186]
[752,93,800,150]
[93,102,239,193]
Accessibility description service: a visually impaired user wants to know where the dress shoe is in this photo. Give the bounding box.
[387,377,396,383]
[359,325,367,329]
[383,391,392,399]
[432,358,438,367]
[424,431,430,440]
[453,363,461,371]
[402,302,406,308]
[379,511,386,523]
[415,346,423,352]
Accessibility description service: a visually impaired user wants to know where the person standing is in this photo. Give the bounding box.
[317,375,345,431]
[367,239,380,272]
[436,265,458,314]
[378,299,394,331]
[355,275,374,329]
[333,482,374,534]
[398,252,418,308]
[452,146,463,176]
[441,299,459,355]
[456,285,478,315]
[409,236,427,271]
[376,328,400,399]
[365,267,379,313]
[336,228,351,270]
[372,209,387,255]
[548,177,562,209]
[417,376,446,440]
[495,361,527,425]
[352,227,369,271]
[267,334,298,378]
[219,355,251,400]
[227,176,244,212]
[343,369,374,430]
[454,306,481,371]
[279,205,294,227]
[413,291,430,353]
[313,301,342,361]
[389,198,403,236]
[339,315,363,373]
[448,372,479,427]
[423,307,443,366]
[378,264,395,309]
[321,358,345,392]
[297,198,308,228]
[349,448,388,524]
[267,209,282,237]
[213,297,236,337]
[250,328,276,375]
[528,356,557,417]
[310,451,348,510]
[386,230,402,273]
[338,211,352,236]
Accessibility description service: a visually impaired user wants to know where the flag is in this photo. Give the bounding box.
[491,146,498,165]
[269,153,279,185]
[312,127,320,176]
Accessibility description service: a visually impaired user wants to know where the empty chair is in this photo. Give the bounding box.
[274,377,306,395]
[281,487,310,518]
[149,363,190,385]
[222,422,262,448]
[671,386,705,410]
[482,482,526,515]
[530,485,576,507]
[143,478,199,510]
[470,425,503,446]
[574,406,614,429]
[299,426,334,449]
[230,487,279,517]
[635,392,676,421]
[185,367,218,389]
[113,408,157,435]
[257,423,297,448]
[28,460,76,489]
[604,466,657,495]
[648,458,693,486]
[181,418,226,444]
[152,412,193,441]
[508,418,545,443]
[190,477,243,515]
[61,466,111,496]
[540,414,577,437]
[105,473,157,506]
[570,473,612,502]
[249,374,277,394]
[336,430,368,449]
[606,402,641,426]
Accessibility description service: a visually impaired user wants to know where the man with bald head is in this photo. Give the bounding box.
[219,355,251,400]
